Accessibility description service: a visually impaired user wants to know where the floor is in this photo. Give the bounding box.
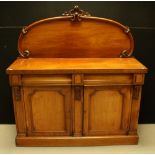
[0,124,155,154]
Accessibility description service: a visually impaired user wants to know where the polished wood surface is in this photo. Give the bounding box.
[16,135,138,146]
[6,10,148,146]
[18,17,134,58]
[22,75,72,86]
[83,86,132,136]
[8,73,145,146]
[23,86,72,136]
[6,58,147,74]
[84,74,133,85]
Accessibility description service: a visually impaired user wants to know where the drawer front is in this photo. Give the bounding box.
[22,75,72,86]
[84,74,133,85]
[20,74,144,86]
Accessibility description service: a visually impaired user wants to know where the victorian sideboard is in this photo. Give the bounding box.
[6,6,148,146]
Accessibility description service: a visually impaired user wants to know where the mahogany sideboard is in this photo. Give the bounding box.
[6,6,148,146]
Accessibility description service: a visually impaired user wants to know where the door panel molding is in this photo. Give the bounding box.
[83,86,132,136]
[23,86,72,136]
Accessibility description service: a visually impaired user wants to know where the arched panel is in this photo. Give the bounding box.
[18,6,134,58]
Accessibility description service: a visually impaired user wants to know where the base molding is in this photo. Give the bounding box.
[16,135,139,146]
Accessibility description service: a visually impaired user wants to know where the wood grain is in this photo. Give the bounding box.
[23,86,72,136]
[6,58,148,74]
[22,75,72,86]
[18,17,134,58]
[84,74,133,85]
[129,85,142,135]
[16,135,138,146]
[7,12,148,146]
[83,86,132,136]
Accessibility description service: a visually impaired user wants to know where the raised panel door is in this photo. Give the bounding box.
[83,86,132,136]
[23,86,72,136]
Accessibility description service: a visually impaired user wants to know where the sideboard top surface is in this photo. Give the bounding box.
[6,58,147,74]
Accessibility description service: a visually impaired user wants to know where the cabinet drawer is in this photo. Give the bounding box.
[22,75,72,86]
[84,74,133,85]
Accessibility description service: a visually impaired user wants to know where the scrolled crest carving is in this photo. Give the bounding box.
[120,50,132,58]
[19,50,30,58]
[62,5,91,21]
[22,26,27,34]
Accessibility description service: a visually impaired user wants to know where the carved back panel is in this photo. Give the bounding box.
[18,6,134,58]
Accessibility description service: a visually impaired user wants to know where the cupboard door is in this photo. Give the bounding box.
[83,86,132,136]
[23,86,72,136]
